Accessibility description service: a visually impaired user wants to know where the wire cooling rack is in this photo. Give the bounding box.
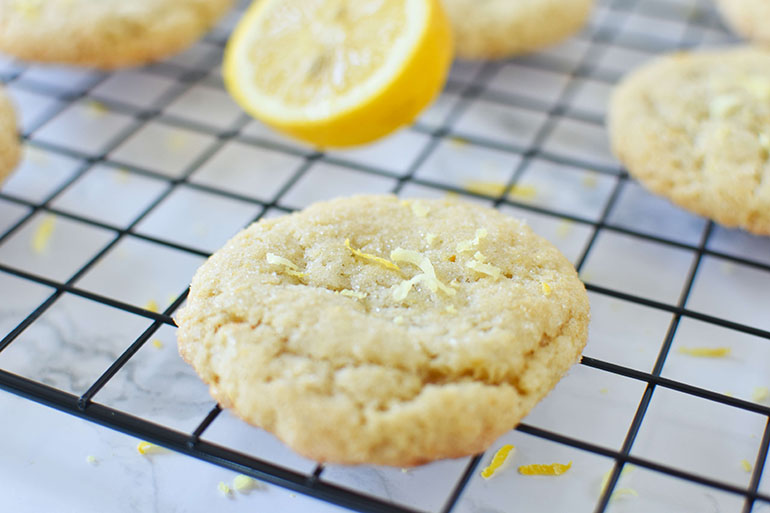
[2,0,770,511]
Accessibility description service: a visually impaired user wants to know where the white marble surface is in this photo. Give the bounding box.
[1,0,770,512]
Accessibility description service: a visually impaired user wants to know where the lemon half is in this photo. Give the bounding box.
[224,0,452,148]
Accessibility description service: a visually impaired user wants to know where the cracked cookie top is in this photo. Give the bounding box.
[609,47,770,235]
[176,194,589,466]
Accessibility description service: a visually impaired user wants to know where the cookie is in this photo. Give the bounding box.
[176,195,589,466]
[609,47,770,235]
[441,0,593,59]
[0,0,233,69]
[0,85,19,184]
[716,0,770,45]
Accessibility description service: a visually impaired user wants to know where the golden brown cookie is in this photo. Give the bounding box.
[0,85,19,184]
[609,47,770,235]
[0,0,233,69]
[176,195,589,466]
[441,0,593,59]
[716,0,770,45]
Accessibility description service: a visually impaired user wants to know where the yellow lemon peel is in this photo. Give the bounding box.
[151,339,164,349]
[32,215,56,254]
[518,461,572,476]
[391,248,455,300]
[481,444,515,479]
[741,459,753,473]
[266,253,307,278]
[456,228,488,253]
[223,0,452,147]
[218,482,232,496]
[465,251,501,280]
[345,239,401,272]
[541,282,552,296]
[86,455,97,465]
[677,346,731,358]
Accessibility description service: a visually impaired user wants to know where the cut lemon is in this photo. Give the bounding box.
[224,0,452,148]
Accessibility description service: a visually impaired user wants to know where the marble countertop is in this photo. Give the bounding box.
[2,0,770,511]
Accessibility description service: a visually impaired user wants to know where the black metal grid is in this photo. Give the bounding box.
[1,0,769,511]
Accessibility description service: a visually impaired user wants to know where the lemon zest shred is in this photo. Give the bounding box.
[465,251,501,280]
[481,444,515,479]
[345,239,400,272]
[752,386,769,402]
[509,184,537,200]
[86,455,97,465]
[85,100,109,118]
[137,441,166,455]
[456,229,488,253]
[144,299,159,313]
[390,248,456,300]
[233,474,259,493]
[677,346,731,358]
[518,461,572,476]
[32,215,56,253]
[741,459,753,473]
[464,180,506,197]
[266,253,307,278]
[151,339,164,349]
[613,488,639,500]
[339,289,367,299]
[410,201,430,218]
[218,482,232,496]
[541,282,552,296]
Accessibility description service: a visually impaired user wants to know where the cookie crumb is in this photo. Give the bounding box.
[425,233,437,245]
[481,444,515,479]
[519,461,572,476]
[144,299,159,313]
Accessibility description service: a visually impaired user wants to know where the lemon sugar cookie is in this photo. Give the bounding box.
[0,85,19,184]
[176,195,590,466]
[716,0,770,45]
[223,0,452,148]
[609,47,770,235]
[0,0,233,69]
[441,0,594,59]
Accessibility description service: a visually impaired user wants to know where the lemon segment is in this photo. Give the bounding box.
[224,0,452,148]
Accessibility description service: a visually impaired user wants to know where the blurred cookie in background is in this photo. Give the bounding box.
[0,85,19,184]
[441,0,593,59]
